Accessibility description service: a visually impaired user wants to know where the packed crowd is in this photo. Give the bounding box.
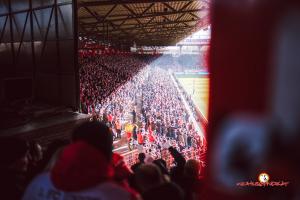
[138,67,203,159]
[79,54,205,156]
[82,60,204,159]
[0,121,204,200]
[79,55,152,114]
[79,54,205,171]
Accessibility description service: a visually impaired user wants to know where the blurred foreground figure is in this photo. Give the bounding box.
[131,153,146,172]
[208,0,300,199]
[135,164,184,200]
[22,121,138,200]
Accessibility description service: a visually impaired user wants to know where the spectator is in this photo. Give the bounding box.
[22,121,139,200]
[181,159,203,200]
[112,153,132,183]
[134,164,164,193]
[142,182,184,200]
[27,141,44,182]
[134,163,184,200]
[131,153,146,172]
[72,121,113,161]
[169,146,186,184]
[153,159,169,177]
[28,141,43,165]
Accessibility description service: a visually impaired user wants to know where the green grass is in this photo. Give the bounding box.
[176,75,209,119]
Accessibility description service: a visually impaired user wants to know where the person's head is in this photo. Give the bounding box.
[51,141,113,191]
[0,137,29,173]
[142,182,184,200]
[72,121,113,161]
[184,159,200,178]
[28,141,43,163]
[138,153,146,163]
[135,164,164,192]
[153,159,168,175]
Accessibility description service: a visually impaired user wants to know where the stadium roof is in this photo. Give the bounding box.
[78,0,210,46]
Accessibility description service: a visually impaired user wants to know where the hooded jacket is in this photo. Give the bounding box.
[22,141,137,200]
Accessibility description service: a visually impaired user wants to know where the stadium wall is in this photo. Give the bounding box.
[0,0,79,108]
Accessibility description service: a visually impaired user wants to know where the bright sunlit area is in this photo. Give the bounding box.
[146,27,210,121]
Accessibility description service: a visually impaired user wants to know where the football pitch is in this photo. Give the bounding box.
[175,74,209,119]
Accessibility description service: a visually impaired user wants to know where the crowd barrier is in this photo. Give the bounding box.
[122,149,139,168]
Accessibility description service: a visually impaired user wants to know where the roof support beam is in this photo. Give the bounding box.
[163,2,176,12]
[86,25,191,35]
[122,4,150,38]
[80,16,199,29]
[79,8,205,24]
[102,4,118,22]
[113,2,154,32]
[167,1,193,37]
[83,6,135,41]
[78,0,209,46]
[78,0,197,7]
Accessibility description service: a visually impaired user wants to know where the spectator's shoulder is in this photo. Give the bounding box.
[28,172,51,187]
[22,172,53,200]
